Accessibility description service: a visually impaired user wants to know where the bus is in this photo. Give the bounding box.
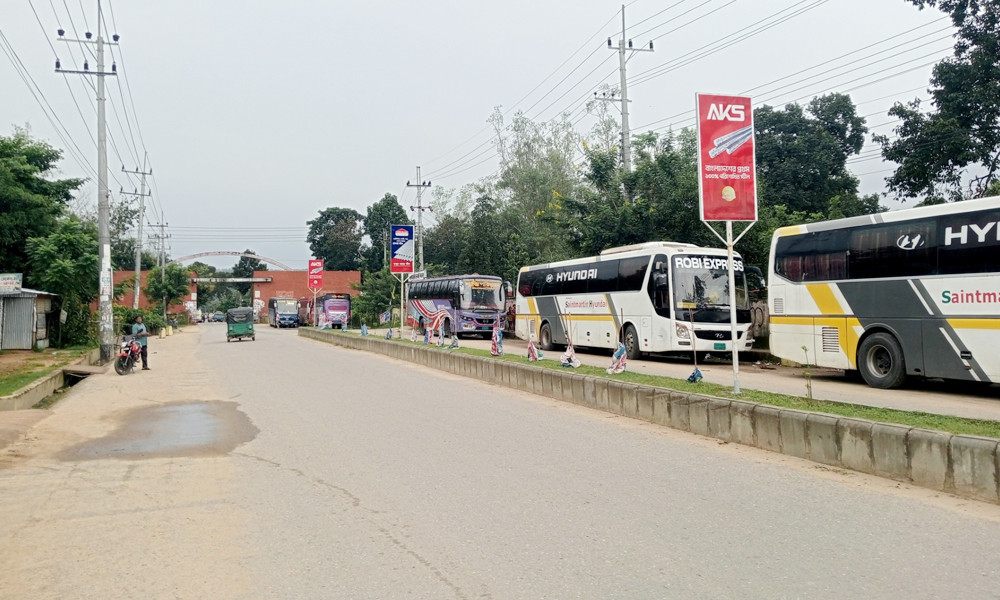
[407,274,508,337]
[316,293,351,329]
[767,195,1000,389]
[268,297,300,328]
[515,242,754,360]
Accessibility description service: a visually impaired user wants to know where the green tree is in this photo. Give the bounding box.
[352,267,398,326]
[362,193,411,272]
[232,249,267,294]
[145,263,192,316]
[25,216,99,346]
[307,207,363,270]
[754,94,867,215]
[877,0,1000,201]
[0,128,84,273]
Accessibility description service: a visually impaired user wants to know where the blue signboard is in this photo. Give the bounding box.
[390,224,414,274]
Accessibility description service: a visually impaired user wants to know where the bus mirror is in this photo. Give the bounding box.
[746,266,767,292]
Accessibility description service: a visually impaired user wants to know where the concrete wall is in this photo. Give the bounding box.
[300,328,1000,505]
[0,348,101,411]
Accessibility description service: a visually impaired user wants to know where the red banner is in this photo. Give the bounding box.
[307,259,323,291]
[696,93,757,222]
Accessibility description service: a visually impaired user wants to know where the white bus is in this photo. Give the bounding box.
[514,242,754,360]
[767,195,1000,389]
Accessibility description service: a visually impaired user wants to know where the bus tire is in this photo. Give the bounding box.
[539,323,554,351]
[418,318,426,334]
[858,332,907,389]
[622,324,640,360]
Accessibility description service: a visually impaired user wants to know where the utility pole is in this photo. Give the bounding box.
[150,222,169,319]
[121,154,152,309]
[55,0,119,361]
[406,167,432,275]
[598,4,653,172]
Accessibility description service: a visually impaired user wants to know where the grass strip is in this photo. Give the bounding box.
[319,330,1000,439]
[0,347,94,397]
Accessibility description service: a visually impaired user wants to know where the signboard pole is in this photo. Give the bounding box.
[696,92,758,395]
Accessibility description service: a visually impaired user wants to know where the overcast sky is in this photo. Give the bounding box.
[2,0,954,270]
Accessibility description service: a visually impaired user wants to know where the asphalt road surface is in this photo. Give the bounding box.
[2,323,999,599]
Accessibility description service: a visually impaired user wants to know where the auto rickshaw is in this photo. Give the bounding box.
[225,306,255,342]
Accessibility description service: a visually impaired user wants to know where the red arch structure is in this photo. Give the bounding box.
[169,251,293,271]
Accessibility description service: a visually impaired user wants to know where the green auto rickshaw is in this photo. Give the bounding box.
[226,306,255,342]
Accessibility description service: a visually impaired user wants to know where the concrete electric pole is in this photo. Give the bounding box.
[406,167,432,275]
[55,0,119,361]
[598,4,653,172]
[121,154,152,309]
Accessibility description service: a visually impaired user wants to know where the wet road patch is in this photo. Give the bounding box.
[61,401,258,460]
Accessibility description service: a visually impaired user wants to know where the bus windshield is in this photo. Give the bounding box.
[672,255,748,321]
[274,299,298,313]
[459,279,503,310]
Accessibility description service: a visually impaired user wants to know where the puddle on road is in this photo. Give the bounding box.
[61,401,258,461]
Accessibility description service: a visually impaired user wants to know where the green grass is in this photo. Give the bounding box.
[0,346,94,397]
[317,329,1000,439]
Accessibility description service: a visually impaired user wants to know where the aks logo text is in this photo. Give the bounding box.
[706,104,745,122]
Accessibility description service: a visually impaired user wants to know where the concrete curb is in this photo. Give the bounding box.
[301,328,1000,505]
[0,348,101,412]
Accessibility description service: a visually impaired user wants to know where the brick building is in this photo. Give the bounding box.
[93,270,198,315]
[252,270,361,324]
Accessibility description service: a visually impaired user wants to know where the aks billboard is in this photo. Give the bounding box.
[389,225,414,274]
[696,93,757,222]
[307,259,324,291]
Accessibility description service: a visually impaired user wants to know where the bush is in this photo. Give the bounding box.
[113,305,166,335]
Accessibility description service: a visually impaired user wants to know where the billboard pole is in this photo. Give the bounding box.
[696,93,758,395]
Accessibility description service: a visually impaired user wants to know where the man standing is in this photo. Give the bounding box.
[131,315,150,370]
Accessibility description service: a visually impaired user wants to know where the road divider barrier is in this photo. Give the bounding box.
[300,328,1000,505]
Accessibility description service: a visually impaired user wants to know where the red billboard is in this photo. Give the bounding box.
[307,259,324,291]
[696,93,757,222]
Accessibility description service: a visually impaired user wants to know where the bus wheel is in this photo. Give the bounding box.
[858,332,907,389]
[622,324,640,360]
[539,323,554,351]
[418,318,425,334]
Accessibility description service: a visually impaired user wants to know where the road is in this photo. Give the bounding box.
[2,323,1000,599]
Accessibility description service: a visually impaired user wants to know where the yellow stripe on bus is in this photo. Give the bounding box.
[770,313,861,369]
[948,319,1000,330]
[805,283,845,316]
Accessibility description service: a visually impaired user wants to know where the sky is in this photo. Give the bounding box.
[2,0,956,270]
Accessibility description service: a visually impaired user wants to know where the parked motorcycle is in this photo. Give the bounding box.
[114,335,143,375]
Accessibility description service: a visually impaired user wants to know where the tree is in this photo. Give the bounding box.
[145,263,192,316]
[0,128,84,273]
[877,0,1000,201]
[754,94,867,215]
[307,207,363,270]
[232,249,267,294]
[352,267,398,326]
[25,216,98,346]
[362,193,411,272]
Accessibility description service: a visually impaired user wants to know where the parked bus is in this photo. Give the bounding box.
[316,293,351,329]
[515,242,754,360]
[407,274,508,337]
[268,297,300,328]
[767,195,1000,389]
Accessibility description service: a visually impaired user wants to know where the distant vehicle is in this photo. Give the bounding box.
[268,297,300,328]
[407,274,507,338]
[316,293,351,329]
[212,311,224,322]
[515,241,753,360]
[767,194,1000,389]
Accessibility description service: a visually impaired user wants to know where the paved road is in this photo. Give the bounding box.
[2,323,1000,599]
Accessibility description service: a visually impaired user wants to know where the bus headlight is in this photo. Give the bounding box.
[675,324,690,339]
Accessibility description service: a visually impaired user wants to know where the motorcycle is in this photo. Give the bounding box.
[114,335,143,375]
